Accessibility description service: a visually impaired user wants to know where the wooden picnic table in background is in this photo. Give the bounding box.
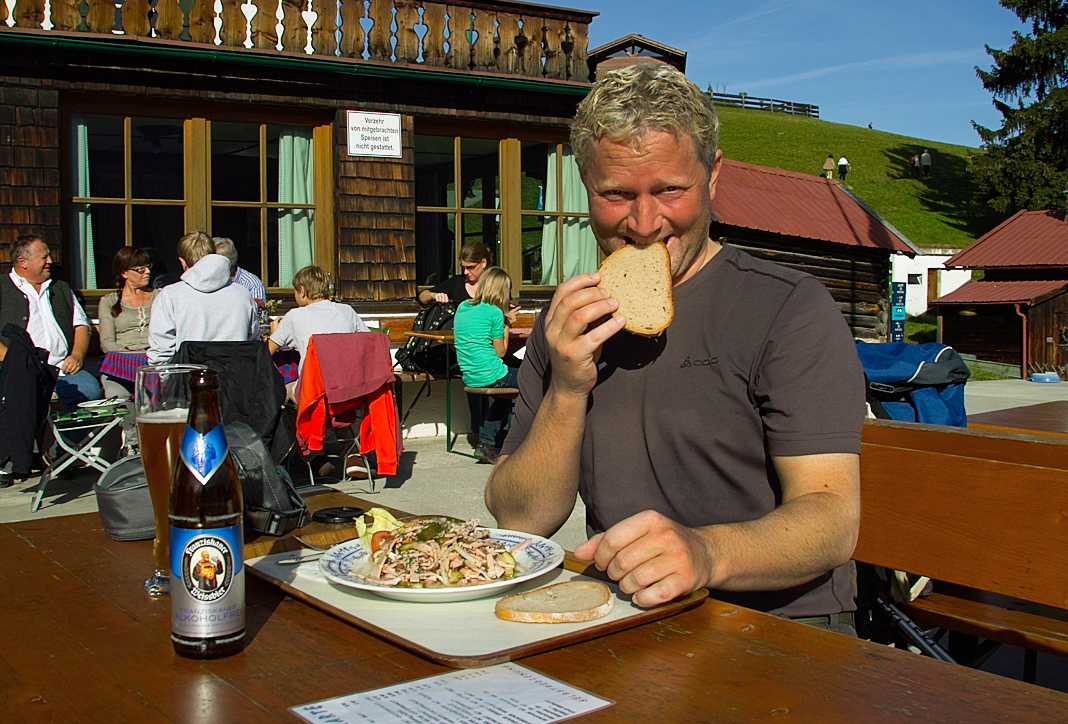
[969,400,1068,437]
[3,490,1068,723]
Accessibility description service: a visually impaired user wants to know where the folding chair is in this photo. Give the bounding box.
[294,332,399,493]
[30,405,126,513]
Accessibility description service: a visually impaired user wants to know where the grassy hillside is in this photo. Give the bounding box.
[714,105,1007,250]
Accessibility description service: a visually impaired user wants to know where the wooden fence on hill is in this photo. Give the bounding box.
[711,92,819,118]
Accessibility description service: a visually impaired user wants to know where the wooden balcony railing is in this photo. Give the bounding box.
[1,0,593,82]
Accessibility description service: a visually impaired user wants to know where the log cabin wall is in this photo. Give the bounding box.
[939,307,1022,366]
[711,224,891,341]
[1025,293,1068,372]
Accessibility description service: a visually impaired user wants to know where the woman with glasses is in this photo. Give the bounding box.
[97,247,157,353]
[97,247,157,397]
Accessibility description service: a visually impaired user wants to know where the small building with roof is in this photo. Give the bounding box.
[586,34,686,81]
[930,209,1068,376]
[710,159,915,340]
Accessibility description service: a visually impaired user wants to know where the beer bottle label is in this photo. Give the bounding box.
[178,423,229,486]
[170,524,245,639]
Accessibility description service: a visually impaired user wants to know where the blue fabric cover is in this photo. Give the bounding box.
[855,341,969,427]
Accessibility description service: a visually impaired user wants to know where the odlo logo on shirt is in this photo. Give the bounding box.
[680,356,718,368]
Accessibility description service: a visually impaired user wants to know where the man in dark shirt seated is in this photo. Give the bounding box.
[485,63,865,635]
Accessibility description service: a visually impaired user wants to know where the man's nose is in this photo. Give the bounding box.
[626,195,663,242]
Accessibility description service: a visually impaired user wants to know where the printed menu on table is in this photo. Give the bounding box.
[291,663,613,724]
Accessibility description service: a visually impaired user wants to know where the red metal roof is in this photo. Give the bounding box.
[710,159,913,252]
[946,209,1068,268]
[931,279,1068,305]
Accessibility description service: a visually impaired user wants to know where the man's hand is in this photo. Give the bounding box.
[59,353,84,375]
[63,325,91,375]
[542,272,625,398]
[573,510,714,608]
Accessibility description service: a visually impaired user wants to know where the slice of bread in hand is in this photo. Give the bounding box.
[596,242,673,336]
[495,580,613,623]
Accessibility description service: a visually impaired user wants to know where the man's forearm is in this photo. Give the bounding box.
[485,385,589,537]
[72,325,90,360]
[699,489,859,592]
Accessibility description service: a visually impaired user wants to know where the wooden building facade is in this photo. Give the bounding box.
[1,0,596,330]
[709,160,914,341]
[931,209,1068,376]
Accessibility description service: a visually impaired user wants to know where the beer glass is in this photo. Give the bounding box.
[135,364,206,596]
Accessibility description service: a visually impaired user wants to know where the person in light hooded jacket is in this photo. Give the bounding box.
[147,231,260,364]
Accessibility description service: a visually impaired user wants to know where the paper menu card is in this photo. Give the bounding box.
[290,663,613,724]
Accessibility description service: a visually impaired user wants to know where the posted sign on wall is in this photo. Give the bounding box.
[347,111,402,158]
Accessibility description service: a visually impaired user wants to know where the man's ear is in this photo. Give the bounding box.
[708,149,723,203]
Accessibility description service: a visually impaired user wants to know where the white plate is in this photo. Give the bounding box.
[78,397,127,409]
[318,529,564,603]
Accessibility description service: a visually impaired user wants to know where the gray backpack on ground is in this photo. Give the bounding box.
[95,421,308,540]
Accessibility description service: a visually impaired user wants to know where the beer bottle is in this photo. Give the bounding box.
[169,368,246,659]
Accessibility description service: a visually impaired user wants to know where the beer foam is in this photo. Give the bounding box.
[137,409,189,423]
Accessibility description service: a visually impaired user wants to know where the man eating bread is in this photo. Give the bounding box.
[485,63,865,635]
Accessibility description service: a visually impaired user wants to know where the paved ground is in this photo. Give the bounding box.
[3,378,1066,690]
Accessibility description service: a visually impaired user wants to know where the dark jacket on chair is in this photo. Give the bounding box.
[0,324,57,475]
[175,340,285,444]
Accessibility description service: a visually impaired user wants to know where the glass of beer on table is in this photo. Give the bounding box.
[135,364,206,596]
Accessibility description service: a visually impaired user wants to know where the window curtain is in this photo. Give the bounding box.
[277,126,315,287]
[70,114,96,289]
[539,147,595,285]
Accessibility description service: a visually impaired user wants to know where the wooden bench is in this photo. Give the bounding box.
[855,418,1068,681]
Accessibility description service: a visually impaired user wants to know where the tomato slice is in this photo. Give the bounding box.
[370,530,393,553]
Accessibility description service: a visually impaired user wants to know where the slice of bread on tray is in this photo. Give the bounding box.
[596,242,673,336]
[495,580,613,623]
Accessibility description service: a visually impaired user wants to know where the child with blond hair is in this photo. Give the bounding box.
[453,266,521,464]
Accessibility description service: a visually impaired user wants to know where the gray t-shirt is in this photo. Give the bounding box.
[503,245,865,617]
[270,300,369,370]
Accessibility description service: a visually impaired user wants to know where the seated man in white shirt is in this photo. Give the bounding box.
[147,231,260,364]
[268,265,368,396]
[0,234,102,405]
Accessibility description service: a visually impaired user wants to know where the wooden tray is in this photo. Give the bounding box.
[248,549,707,669]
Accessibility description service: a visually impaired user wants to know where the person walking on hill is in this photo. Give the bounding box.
[822,155,835,180]
[837,156,850,183]
[920,149,931,177]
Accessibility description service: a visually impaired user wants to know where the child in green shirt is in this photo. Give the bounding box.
[453,267,521,463]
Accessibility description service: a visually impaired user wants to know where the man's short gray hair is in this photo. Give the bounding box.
[570,63,720,176]
[10,233,43,264]
[212,237,238,272]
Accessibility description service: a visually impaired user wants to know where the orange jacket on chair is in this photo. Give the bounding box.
[295,332,400,475]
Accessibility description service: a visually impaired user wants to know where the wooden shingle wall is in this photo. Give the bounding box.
[336,113,416,301]
[0,80,61,255]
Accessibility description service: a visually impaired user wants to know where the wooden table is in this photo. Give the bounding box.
[402,329,529,452]
[402,331,459,451]
[3,492,1067,723]
[968,400,1068,436]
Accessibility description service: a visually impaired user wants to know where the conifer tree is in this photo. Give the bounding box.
[971,1,1068,213]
